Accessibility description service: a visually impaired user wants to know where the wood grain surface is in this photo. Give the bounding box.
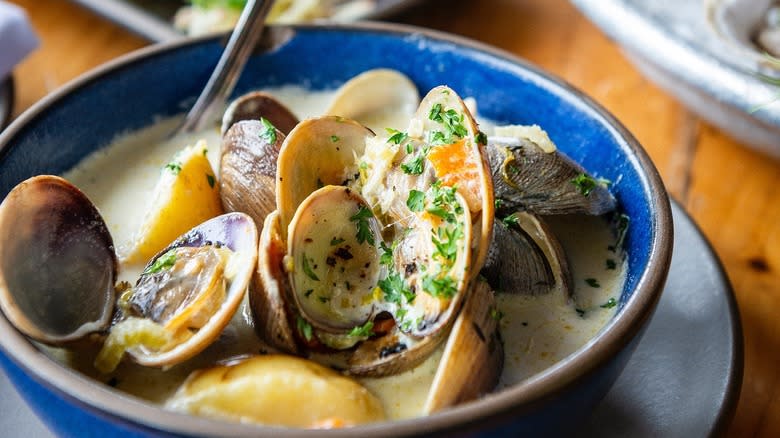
[7,0,780,435]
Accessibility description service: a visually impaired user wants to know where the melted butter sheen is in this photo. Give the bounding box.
[56,86,624,422]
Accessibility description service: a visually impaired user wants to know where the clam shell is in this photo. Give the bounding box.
[487,135,615,216]
[221,91,299,136]
[424,279,503,413]
[220,119,285,229]
[0,175,116,345]
[127,212,258,367]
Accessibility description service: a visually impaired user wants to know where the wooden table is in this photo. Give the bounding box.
[7,0,780,435]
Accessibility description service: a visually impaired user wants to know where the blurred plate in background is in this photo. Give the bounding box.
[571,0,780,158]
[69,0,423,42]
[0,77,12,131]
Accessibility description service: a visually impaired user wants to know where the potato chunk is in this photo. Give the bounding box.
[123,140,222,263]
[166,355,386,427]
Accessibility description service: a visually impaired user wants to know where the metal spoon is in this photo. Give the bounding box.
[176,0,274,135]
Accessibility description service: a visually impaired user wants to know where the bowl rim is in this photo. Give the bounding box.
[0,21,673,437]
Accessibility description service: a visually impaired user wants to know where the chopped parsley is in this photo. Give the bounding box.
[206,173,215,188]
[330,237,345,246]
[379,241,395,266]
[304,289,314,298]
[585,278,601,288]
[494,198,504,209]
[422,274,458,299]
[426,181,461,223]
[606,258,617,270]
[432,226,462,263]
[571,173,603,196]
[600,298,618,309]
[490,308,504,321]
[386,128,408,145]
[164,162,182,175]
[427,103,468,145]
[615,213,630,251]
[301,254,319,281]
[502,213,520,228]
[330,135,340,143]
[348,321,374,338]
[259,117,277,144]
[378,271,415,304]
[296,316,313,342]
[144,250,177,274]
[349,206,375,246]
[400,145,429,175]
[406,189,425,212]
[575,308,586,318]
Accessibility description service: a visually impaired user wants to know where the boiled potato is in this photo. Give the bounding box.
[166,355,386,427]
[123,140,222,263]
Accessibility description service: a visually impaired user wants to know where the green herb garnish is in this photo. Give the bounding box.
[206,173,215,188]
[349,206,375,246]
[301,254,319,281]
[585,278,600,288]
[348,321,374,338]
[330,237,345,246]
[165,162,182,175]
[571,173,599,196]
[600,298,617,309]
[379,241,395,266]
[475,130,488,144]
[406,189,425,212]
[144,250,177,274]
[502,213,520,228]
[422,274,458,299]
[400,146,429,175]
[490,308,504,321]
[606,259,617,270]
[427,103,468,145]
[330,135,340,143]
[386,128,408,145]
[296,316,313,342]
[378,271,415,304]
[259,117,277,144]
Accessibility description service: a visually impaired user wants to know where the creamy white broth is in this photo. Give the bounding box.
[58,85,625,421]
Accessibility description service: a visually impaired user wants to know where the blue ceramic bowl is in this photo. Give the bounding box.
[0,23,672,437]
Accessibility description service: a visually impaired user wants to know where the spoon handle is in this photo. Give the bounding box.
[177,0,274,134]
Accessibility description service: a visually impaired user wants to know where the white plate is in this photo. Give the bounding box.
[571,0,780,158]
[0,201,742,436]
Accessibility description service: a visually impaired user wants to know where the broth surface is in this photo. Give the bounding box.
[59,86,625,421]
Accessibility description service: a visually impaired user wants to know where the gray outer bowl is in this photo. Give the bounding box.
[0,22,673,437]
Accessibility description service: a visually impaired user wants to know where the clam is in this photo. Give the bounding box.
[221,91,299,136]
[482,212,572,298]
[0,175,258,372]
[220,119,286,229]
[487,126,615,216]
[252,85,494,377]
[0,175,117,345]
[424,279,503,413]
[98,211,259,370]
[325,68,420,132]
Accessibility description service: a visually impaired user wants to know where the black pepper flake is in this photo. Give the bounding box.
[326,257,336,267]
[379,342,408,358]
[404,263,417,275]
[521,322,528,327]
[364,262,371,268]
[304,238,313,243]
[107,377,119,387]
[335,247,354,260]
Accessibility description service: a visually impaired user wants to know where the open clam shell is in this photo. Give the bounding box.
[253,86,495,377]
[220,119,286,230]
[0,175,117,345]
[221,91,299,136]
[99,212,258,370]
[424,279,503,413]
[482,212,573,298]
[487,132,615,216]
[325,68,420,132]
